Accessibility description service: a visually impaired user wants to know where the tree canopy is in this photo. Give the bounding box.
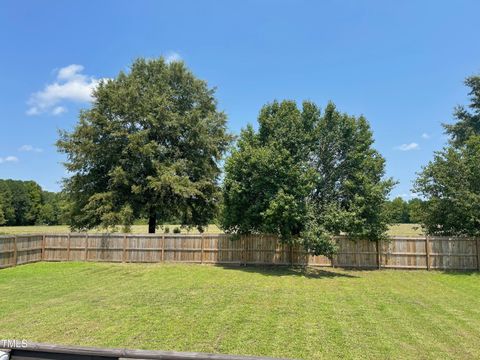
[57,57,232,233]
[0,179,68,226]
[385,197,424,224]
[222,101,394,256]
[221,101,315,242]
[443,76,480,147]
[414,74,480,236]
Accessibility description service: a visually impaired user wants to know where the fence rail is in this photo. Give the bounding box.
[0,233,479,271]
[2,341,290,360]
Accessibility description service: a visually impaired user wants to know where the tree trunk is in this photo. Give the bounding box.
[148,208,156,234]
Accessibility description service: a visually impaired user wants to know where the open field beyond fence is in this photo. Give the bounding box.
[0,223,424,236]
[1,232,479,270]
[0,224,223,235]
[1,262,480,359]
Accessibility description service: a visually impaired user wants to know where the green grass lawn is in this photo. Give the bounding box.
[0,223,423,236]
[0,224,222,235]
[0,262,479,359]
[388,223,424,236]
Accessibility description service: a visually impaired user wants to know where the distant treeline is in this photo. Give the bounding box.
[0,177,424,227]
[0,179,69,226]
[385,197,424,224]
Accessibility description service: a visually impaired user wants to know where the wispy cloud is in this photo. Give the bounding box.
[27,64,107,116]
[395,142,419,151]
[0,156,19,164]
[19,145,43,153]
[421,133,430,139]
[164,51,182,64]
[52,106,67,115]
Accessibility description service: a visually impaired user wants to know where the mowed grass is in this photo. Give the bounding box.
[1,262,479,359]
[0,224,423,236]
[0,224,222,235]
[388,223,424,236]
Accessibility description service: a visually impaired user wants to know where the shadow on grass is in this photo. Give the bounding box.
[215,265,359,279]
[439,269,480,276]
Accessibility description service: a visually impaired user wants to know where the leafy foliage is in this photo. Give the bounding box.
[37,191,70,225]
[222,102,315,242]
[307,103,394,246]
[57,58,232,233]
[222,100,394,256]
[415,136,480,236]
[0,179,41,225]
[414,74,480,236]
[443,76,480,147]
[0,179,68,226]
[0,201,5,225]
[385,197,425,224]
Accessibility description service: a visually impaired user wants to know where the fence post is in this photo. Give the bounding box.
[161,234,165,262]
[238,235,242,266]
[13,235,18,267]
[41,234,46,261]
[243,235,248,266]
[67,234,71,261]
[476,237,480,271]
[122,235,127,263]
[355,240,360,268]
[84,233,89,261]
[289,244,293,266]
[201,233,205,264]
[425,235,430,270]
[376,239,381,269]
[331,236,336,268]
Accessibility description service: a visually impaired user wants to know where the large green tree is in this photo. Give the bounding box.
[0,179,43,225]
[222,101,316,242]
[414,74,480,236]
[443,76,480,147]
[58,58,231,233]
[222,101,393,256]
[0,181,15,225]
[407,198,424,224]
[384,197,425,224]
[307,103,394,249]
[36,191,70,225]
[385,197,410,223]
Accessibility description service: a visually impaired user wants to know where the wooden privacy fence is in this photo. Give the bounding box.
[1,233,479,270]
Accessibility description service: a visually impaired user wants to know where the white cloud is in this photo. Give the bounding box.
[26,107,40,116]
[0,156,19,164]
[164,51,182,64]
[19,145,43,153]
[27,64,106,116]
[52,106,67,115]
[421,133,430,139]
[398,193,413,199]
[57,64,84,80]
[395,142,419,151]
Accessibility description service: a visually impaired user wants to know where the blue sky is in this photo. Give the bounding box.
[0,0,479,197]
